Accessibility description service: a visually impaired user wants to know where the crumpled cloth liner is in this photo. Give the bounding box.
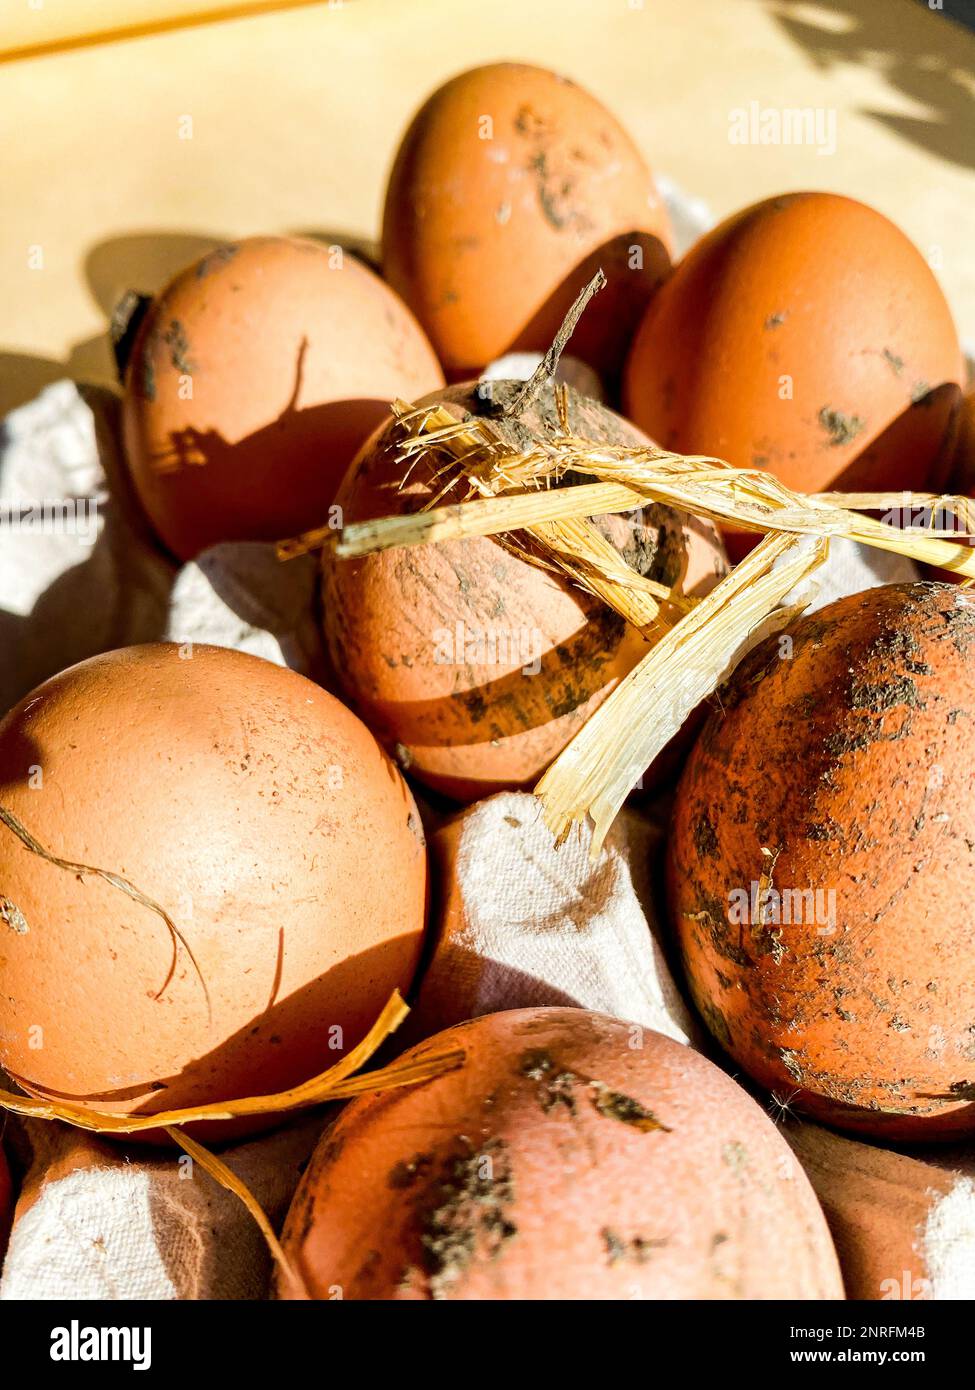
[0,380,327,720]
[0,1114,324,1301]
[403,791,701,1050]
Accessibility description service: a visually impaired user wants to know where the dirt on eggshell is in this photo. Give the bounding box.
[382,62,673,383]
[276,1007,843,1300]
[670,581,975,1140]
[321,377,728,800]
[624,193,965,556]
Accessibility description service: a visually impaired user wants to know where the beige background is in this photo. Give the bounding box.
[1,0,973,416]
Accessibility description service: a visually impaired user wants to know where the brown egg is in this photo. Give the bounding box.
[625,193,965,556]
[670,581,975,1140]
[277,1007,843,1300]
[322,379,727,800]
[784,1118,975,1300]
[382,63,673,383]
[121,236,444,561]
[0,645,427,1137]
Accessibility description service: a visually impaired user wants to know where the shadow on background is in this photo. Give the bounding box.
[767,0,975,170]
[0,228,378,419]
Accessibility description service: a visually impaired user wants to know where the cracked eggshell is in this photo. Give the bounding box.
[0,644,427,1138]
[382,63,673,383]
[321,379,727,801]
[624,193,964,556]
[121,236,444,562]
[670,582,975,1140]
[277,1007,842,1300]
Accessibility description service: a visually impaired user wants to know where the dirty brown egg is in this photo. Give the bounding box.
[0,644,427,1139]
[382,62,673,384]
[321,377,727,800]
[276,1007,843,1299]
[670,581,975,1140]
[121,235,444,561]
[624,193,965,558]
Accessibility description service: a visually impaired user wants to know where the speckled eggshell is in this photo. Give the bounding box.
[121,236,444,561]
[382,63,673,383]
[0,644,427,1135]
[277,1007,843,1300]
[625,193,964,555]
[321,380,727,800]
[670,582,975,1140]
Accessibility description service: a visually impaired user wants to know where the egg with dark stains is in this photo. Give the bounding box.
[670,582,975,1140]
[121,236,444,561]
[382,63,673,384]
[276,1007,843,1300]
[0,644,427,1139]
[321,378,727,800]
[625,193,965,557]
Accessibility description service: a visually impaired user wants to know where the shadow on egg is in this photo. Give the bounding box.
[6,932,424,1147]
[125,331,395,559]
[511,230,672,387]
[332,605,654,804]
[723,381,967,564]
[446,230,672,391]
[138,394,393,560]
[813,1090,975,1140]
[828,380,964,494]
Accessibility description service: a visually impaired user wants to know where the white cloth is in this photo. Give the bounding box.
[1,1117,323,1301]
[790,535,919,615]
[0,382,326,722]
[407,792,700,1048]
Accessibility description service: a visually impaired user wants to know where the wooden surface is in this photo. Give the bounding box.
[2,0,973,416]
